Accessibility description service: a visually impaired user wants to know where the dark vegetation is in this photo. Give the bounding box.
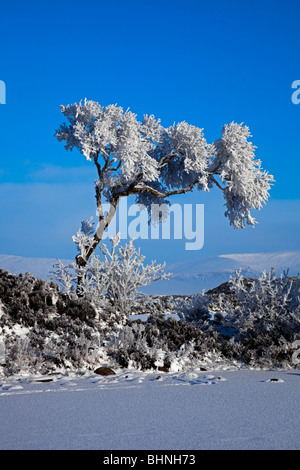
[0,268,299,376]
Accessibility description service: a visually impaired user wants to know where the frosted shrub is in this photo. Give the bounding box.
[110,313,234,371]
[167,269,300,368]
[53,219,171,317]
[226,269,300,366]
[0,269,114,375]
[128,294,176,317]
[228,269,300,335]
[3,324,108,376]
[174,292,216,324]
[103,236,171,315]
[4,336,34,376]
[0,269,60,327]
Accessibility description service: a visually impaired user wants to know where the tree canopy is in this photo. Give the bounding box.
[55,99,274,266]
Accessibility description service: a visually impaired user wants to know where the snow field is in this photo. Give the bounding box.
[0,367,299,450]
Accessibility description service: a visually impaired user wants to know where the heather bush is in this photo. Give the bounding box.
[110,313,237,371]
[0,269,120,375]
[1,263,300,375]
[223,269,300,367]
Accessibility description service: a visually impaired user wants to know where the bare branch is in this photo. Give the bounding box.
[93,153,102,180]
[131,179,199,199]
[106,160,122,172]
[209,175,225,191]
[158,152,180,168]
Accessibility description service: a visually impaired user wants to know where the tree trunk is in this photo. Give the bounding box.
[75,198,118,294]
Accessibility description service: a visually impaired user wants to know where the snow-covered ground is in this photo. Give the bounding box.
[0,367,299,450]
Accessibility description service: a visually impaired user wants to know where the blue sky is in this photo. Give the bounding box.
[0,0,300,266]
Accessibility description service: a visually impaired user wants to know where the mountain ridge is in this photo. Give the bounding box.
[1,250,299,295]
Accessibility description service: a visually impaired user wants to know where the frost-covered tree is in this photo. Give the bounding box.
[55,100,274,287]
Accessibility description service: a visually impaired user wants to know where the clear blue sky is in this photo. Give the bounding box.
[0,0,300,265]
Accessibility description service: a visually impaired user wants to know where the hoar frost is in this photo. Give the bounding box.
[55,100,274,290]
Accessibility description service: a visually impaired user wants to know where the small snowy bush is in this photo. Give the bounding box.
[52,218,171,317]
[227,269,300,334]
[110,313,236,372]
[174,291,221,324]
[223,269,300,367]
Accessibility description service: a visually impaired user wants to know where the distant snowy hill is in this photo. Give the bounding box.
[144,250,300,295]
[1,250,300,295]
[0,254,72,283]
